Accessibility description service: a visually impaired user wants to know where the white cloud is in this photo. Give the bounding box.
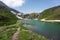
[0,0,25,7]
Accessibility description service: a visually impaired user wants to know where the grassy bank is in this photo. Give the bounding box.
[0,24,18,40]
[18,22,48,40]
[0,22,48,40]
[18,30,48,40]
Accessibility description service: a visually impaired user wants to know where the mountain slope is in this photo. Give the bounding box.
[38,6,60,20]
[0,1,20,13]
[0,1,18,26]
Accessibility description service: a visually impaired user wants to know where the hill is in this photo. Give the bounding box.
[38,6,60,20]
[0,1,18,26]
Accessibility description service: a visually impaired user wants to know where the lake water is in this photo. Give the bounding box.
[20,20,60,40]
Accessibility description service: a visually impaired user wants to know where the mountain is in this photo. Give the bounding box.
[20,13,39,19]
[38,6,60,20]
[0,1,19,26]
[0,1,20,14]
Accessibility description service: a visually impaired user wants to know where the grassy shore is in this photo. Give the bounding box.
[0,24,17,40]
[18,30,48,40]
[0,22,48,40]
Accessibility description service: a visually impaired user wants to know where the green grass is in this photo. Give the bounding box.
[0,24,18,40]
[0,28,17,40]
[18,30,48,40]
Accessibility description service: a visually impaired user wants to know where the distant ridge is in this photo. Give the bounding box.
[38,5,60,20]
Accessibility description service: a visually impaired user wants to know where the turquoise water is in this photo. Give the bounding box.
[20,20,60,40]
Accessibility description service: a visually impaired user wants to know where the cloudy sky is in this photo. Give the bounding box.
[1,0,25,7]
[0,0,60,13]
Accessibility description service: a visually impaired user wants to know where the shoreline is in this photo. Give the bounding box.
[41,20,60,22]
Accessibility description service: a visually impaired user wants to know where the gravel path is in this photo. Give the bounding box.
[12,28,20,40]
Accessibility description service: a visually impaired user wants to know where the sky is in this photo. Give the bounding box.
[0,0,60,13]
